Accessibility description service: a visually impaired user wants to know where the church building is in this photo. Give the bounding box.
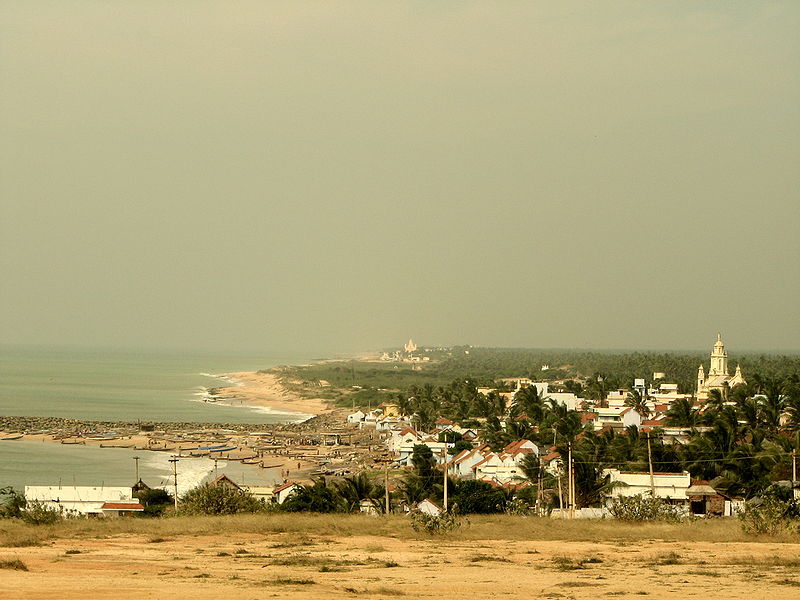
[696,334,745,400]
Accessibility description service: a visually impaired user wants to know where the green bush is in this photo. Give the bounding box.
[738,494,800,535]
[179,484,267,516]
[19,500,66,525]
[134,488,173,517]
[607,494,686,522]
[409,511,463,535]
[0,486,25,519]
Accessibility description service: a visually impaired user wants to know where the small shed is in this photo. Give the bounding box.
[686,481,727,516]
[359,499,380,516]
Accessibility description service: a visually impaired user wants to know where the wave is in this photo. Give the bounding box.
[142,452,215,496]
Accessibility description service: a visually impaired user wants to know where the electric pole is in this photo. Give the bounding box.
[442,447,448,512]
[384,462,390,515]
[647,432,656,497]
[567,442,573,519]
[168,457,179,510]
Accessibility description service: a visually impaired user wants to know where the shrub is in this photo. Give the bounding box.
[179,484,267,516]
[504,498,533,516]
[738,494,800,535]
[409,511,463,535]
[134,488,174,517]
[0,487,25,519]
[19,500,65,525]
[607,494,685,522]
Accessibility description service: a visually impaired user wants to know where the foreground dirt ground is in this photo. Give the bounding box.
[3,531,800,599]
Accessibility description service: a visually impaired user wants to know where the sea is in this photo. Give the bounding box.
[0,345,317,494]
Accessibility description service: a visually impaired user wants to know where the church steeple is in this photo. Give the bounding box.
[709,333,728,376]
[697,364,705,394]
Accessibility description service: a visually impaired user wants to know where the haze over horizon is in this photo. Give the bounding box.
[2,2,798,357]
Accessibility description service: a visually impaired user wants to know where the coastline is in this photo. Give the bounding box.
[209,369,333,418]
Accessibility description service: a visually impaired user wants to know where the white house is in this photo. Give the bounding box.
[592,407,643,431]
[449,448,487,478]
[24,486,143,517]
[347,410,366,424]
[472,452,527,484]
[272,481,301,504]
[603,469,691,504]
[415,498,442,516]
[396,440,452,466]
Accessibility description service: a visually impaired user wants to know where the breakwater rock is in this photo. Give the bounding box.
[0,411,344,436]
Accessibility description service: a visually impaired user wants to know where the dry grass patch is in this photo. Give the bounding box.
[0,558,28,571]
[265,576,316,586]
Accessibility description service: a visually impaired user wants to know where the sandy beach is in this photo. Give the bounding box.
[213,370,333,418]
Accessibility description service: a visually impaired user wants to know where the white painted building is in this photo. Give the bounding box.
[603,469,691,504]
[272,481,301,504]
[24,486,143,517]
[347,410,366,423]
[592,407,642,431]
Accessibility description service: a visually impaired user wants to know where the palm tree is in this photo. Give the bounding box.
[512,385,547,424]
[335,472,385,513]
[666,397,700,428]
[586,374,611,408]
[624,389,650,419]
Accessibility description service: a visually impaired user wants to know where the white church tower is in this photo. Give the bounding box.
[696,333,745,399]
[709,332,728,377]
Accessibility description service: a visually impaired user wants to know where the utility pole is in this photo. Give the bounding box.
[536,460,543,516]
[792,450,797,490]
[442,448,448,512]
[133,456,140,483]
[168,457,179,510]
[567,443,573,519]
[384,462,390,515]
[647,432,656,497]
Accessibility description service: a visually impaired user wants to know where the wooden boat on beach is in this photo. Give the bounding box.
[60,440,85,445]
[260,463,283,469]
[1,434,23,441]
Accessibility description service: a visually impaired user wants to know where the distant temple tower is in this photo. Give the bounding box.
[696,333,745,400]
[404,338,417,354]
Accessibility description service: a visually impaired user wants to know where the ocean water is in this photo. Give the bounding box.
[0,345,314,492]
[0,345,313,423]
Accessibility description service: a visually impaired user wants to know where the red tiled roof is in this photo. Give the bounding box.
[541,452,560,463]
[101,502,143,511]
[273,481,298,494]
[435,418,453,425]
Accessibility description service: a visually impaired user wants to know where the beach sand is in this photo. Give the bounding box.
[215,370,333,417]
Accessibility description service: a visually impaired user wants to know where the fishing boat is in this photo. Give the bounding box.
[199,443,230,450]
[0,433,23,441]
[208,446,237,453]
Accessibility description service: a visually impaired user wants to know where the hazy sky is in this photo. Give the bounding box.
[1,2,798,355]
